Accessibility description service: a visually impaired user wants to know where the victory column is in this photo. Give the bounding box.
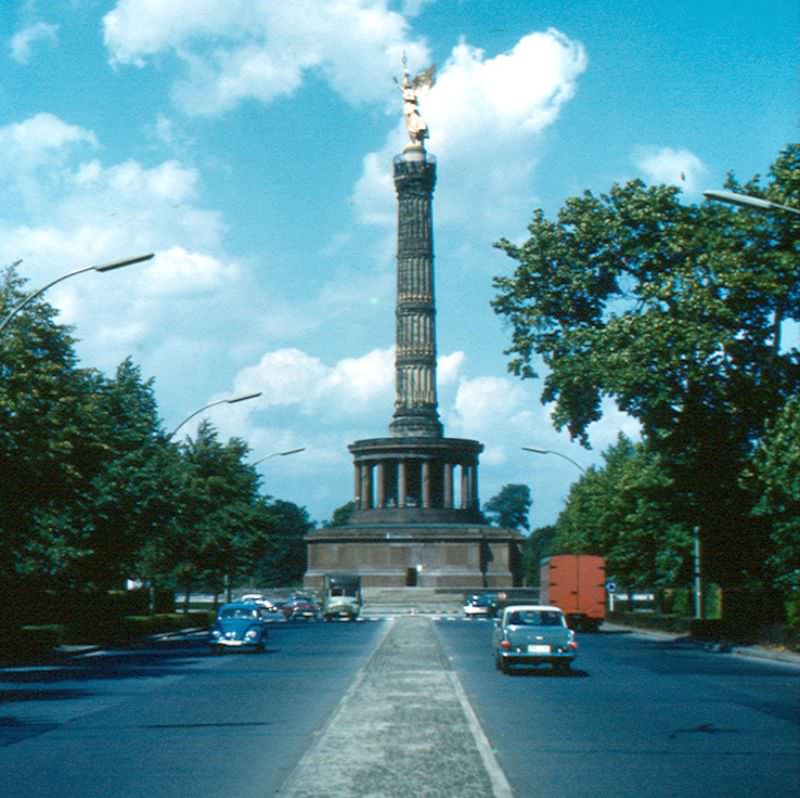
[304,64,522,589]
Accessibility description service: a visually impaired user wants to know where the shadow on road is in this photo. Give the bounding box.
[501,667,590,678]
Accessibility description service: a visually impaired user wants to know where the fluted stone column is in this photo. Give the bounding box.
[360,463,373,510]
[422,460,432,508]
[443,462,453,509]
[398,461,408,507]
[376,461,386,508]
[390,151,443,438]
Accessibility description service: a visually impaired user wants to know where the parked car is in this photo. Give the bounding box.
[209,602,270,654]
[463,592,496,619]
[281,594,320,621]
[240,593,285,620]
[492,604,577,674]
[240,592,271,606]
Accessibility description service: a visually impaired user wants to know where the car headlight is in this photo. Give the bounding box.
[244,629,259,641]
[211,630,222,638]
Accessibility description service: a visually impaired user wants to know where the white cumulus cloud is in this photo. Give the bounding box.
[103,0,426,115]
[353,29,587,238]
[446,375,534,438]
[633,146,708,194]
[0,113,96,161]
[140,246,240,296]
[10,21,59,64]
[232,346,394,418]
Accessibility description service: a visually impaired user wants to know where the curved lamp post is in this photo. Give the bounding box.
[0,253,155,335]
[168,391,263,440]
[703,189,800,217]
[252,447,305,467]
[521,446,586,474]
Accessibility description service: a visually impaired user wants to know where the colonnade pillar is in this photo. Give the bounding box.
[352,454,480,511]
[398,461,407,507]
[422,460,431,508]
[375,461,386,508]
[443,463,453,509]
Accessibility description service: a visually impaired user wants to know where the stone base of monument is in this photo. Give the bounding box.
[304,523,522,591]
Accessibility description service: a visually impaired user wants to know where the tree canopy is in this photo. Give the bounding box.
[750,396,800,593]
[492,144,800,594]
[553,435,690,592]
[483,483,531,532]
[0,263,313,601]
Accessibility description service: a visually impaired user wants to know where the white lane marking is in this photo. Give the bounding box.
[447,670,515,798]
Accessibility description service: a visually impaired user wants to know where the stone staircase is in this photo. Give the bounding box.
[361,587,465,617]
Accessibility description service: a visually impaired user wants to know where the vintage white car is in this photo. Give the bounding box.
[492,604,577,674]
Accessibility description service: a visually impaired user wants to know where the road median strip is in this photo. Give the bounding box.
[277,615,512,798]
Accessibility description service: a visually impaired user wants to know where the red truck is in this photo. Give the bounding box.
[539,554,606,631]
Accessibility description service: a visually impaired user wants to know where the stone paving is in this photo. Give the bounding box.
[275,615,511,798]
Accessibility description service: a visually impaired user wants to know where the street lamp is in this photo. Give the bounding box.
[521,446,586,474]
[703,189,800,217]
[252,447,305,466]
[168,391,263,440]
[0,253,155,334]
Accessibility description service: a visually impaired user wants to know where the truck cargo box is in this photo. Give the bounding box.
[539,554,606,631]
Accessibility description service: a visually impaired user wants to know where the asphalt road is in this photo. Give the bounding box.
[437,619,800,798]
[0,619,385,798]
[1,617,798,798]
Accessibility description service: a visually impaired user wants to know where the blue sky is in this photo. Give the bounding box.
[1,0,798,528]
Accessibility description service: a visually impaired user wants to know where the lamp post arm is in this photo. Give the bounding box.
[252,447,305,467]
[0,253,154,335]
[168,399,227,440]
[0,265,91,335]
[703,190,800,217]
[168,391,263,440]
[521,446,586,474]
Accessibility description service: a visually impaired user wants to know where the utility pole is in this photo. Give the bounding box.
[692,526,703,619]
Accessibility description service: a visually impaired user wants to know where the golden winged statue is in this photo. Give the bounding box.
[399,59,436,146]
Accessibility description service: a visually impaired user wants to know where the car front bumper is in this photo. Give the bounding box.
[211,637,262,649]
[325,608,359,619]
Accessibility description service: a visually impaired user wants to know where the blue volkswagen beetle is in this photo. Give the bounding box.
[209,602,269,654]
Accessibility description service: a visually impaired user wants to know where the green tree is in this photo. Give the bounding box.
[0,264,106,589]
[492,144,800,598]
[155,421,263,604]
[750,396,800,596]
[79,358,183,590]
[554,435,690,593]
[0,262,314,607]
[522,524,556,586]
[324,500,356,528]
[483,483,531,532]
[252,499,314,586]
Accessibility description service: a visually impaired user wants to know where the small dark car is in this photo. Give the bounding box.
[209,602,269,654]
[281,594,320,621]
[463,592,497,619]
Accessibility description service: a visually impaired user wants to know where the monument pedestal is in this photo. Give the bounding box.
[304,523,522,590]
